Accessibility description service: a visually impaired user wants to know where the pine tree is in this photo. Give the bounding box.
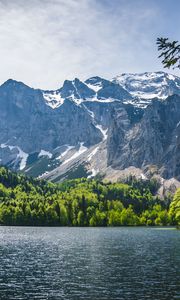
[157,37,180,69]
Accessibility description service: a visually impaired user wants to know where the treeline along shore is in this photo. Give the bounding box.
[0,167,179,226]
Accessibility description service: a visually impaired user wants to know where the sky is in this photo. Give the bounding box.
[0,0,179,89]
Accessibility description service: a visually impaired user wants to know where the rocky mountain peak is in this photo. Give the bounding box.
[0,78,32,91]
[0,72,179,187]
[113,71,180,101]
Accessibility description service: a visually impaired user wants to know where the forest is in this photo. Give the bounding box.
[0,166,179,226]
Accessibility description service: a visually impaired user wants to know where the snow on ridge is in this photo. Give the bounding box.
[62,142,88,165]
[0,143,28,170]
[87,96,115,103]
[114,71,170,82]
[38,149,53,159]
[42,72,179,110]
[43,91,64,109]
[86,83,102,92]
[123,99,149,109]
[129,91,167,100]
[113,71,180,103]
[69,95,115,105]
[70,94,83,105]
[167,74,176,80]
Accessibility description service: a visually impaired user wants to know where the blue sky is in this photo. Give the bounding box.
[0,0,179,89]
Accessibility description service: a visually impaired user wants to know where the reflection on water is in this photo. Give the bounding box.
[0,227,179,300]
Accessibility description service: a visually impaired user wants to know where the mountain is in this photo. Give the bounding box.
[0,71,179,192]
[108,95,180,178]
[113,71,180,108]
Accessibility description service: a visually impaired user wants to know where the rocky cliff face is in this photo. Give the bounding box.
[107,95,180,180]
[0,79,102,151]
[0,72,179,185]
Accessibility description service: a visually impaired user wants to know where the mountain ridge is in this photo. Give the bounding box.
[0,71,179,193]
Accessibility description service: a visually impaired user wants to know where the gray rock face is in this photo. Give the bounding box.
[0,72,179,183]
[108,95,180,180]
[60,78,95,99]
[0,79,102,154]
[85,76,132,100]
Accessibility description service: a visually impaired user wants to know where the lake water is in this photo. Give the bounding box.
[0,227,179,300]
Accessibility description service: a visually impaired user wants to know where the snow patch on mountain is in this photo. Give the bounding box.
[62,143,88,165]
[95,124,108,141]
[40,72,180,110]
[86,83,102,92]
[38,171,50,179]
[87,168,99,178]
[87,146,99,162]
[113,71,180,101]
[43,91,64,109]
[0,143,28,170]
[88,97,115,103]
[38,149,53,159]
[70,94,83,105]
[123,99,151,109]
[56,145,75,160]
[83,104,108,141]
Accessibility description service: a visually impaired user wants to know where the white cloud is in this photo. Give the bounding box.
[0,0,179,89]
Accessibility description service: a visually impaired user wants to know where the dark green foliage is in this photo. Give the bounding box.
[124,176,161,196]
[25,156,60,177]
[53,164,89,183]
[169,188,180,225]
[157,37,180,69]
[26,152,39,165]
[0,166,177,226]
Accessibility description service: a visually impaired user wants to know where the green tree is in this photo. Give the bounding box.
[157,37,180,69]
[169,188,180,225]
[0,166,177,227]
[121,205,139,226]
[77,211,85,226]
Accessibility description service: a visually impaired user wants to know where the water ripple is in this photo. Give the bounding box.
[0,227,179,300]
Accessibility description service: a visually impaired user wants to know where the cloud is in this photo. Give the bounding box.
[0,0,179,89]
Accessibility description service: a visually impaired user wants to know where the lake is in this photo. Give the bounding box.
[0,227,179,300]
